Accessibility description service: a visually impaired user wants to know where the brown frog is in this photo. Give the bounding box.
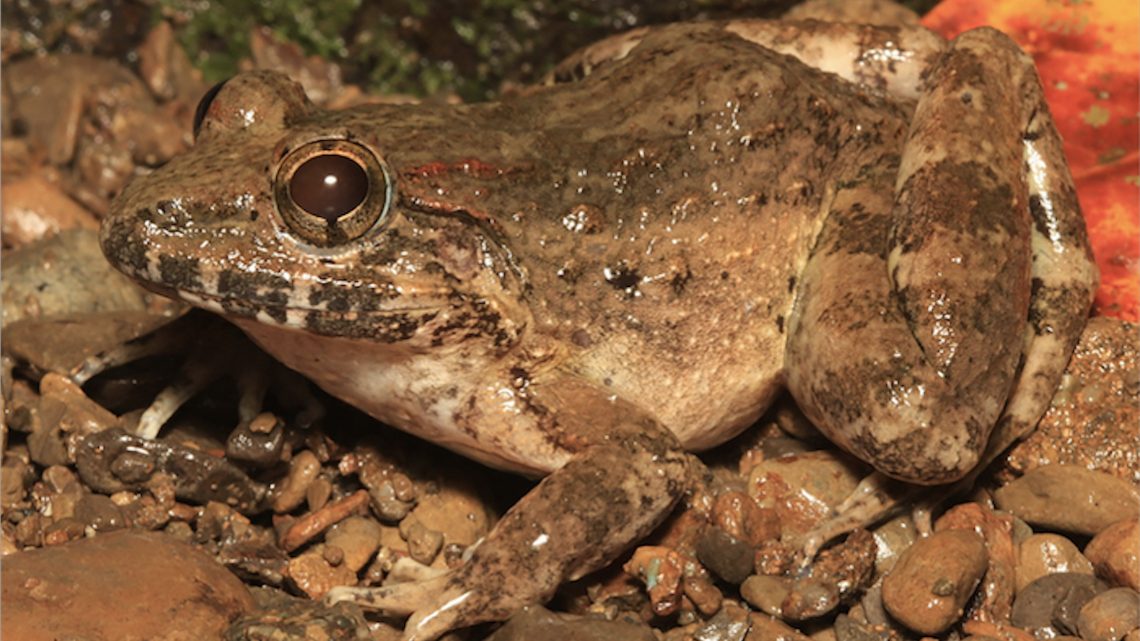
[101,18,1097,641]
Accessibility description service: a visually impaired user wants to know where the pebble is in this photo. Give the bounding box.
[1,229,148,327]
[287,545,358,599]
[711,490,780,547]
[881,529,988,635]
[993,465,1140,536]
[747,611,811,641]
[1017,533,1094,591]
[0,172,98,247]
[740,573,791,617]
[1078,587,1140,641]
[324,515,382,573]
[271,449,321,513]
[1011,572,1107,637]
[935,503,1017,623]
[2,529,254,640]
[696,525,755,585]
[485,604,657,641]
[1085,519,1140,590]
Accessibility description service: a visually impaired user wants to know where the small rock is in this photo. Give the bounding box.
[399,517,444,566]
[712,490,780,547]
[993,465,1140,536]
[870,514,917,576]
[1017,533,1095,591]
[1085,519,1140,590]
[76,428,268,513]
[225,413,285,467]
[325,516,382,573]
[746,609,812,641]
[935,503,1017,623]
[1078,588,1140,641]
[740,573,791,617]
[2,530,255,640]
[690,602,752,640]
[1011,572,1108,637]
[881,529,988,635]
[487,605,657,641]
[696,526,755,585]
[1,229,148,326]
[74,493,127,532]
[272,449,321,513]
[287,546,358,600]
[0,171,98,247]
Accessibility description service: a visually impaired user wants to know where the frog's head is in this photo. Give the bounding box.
[102,72,528,351]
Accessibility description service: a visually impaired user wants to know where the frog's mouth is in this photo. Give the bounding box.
[123,265,450,343]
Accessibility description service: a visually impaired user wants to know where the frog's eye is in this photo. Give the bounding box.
[193,80,228,140]
[274,140,392,247]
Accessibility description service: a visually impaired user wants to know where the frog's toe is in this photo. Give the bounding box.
[324,574,450,616]
[327,571,532,641]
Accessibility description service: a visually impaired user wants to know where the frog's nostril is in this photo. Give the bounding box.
[289,154,369,221]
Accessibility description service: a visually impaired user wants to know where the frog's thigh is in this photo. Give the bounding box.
[723,20,945,101]
[787,30,1051,485]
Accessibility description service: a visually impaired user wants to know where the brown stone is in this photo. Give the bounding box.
[2,529,255,641]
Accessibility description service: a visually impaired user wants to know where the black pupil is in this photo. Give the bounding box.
[289,154,370,221]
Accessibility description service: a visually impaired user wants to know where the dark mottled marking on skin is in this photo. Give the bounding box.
[303,310,432,342]
[720,271,729,280]
[670,268,692,296]
[605,265,640,292]
[158,255,202,291]
[819,202,890,258]
[893,160,1018,255]
[570,329,591,347]
[102,215,149,273]
[217,270,291,308]
[307,274,399,313]
[960,92,973,105]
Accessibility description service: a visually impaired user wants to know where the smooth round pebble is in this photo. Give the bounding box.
[993,465,1140,536]
[696,526,755,585]
[2,529,255,641]
[1078,587,1140,641]
[740,574,791,617]
[1012,572,1108,637]
[1017,533,1094,591]
[881,529,988,635]
[1085,519,1140,590]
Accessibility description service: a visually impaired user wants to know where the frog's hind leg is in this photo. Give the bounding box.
[328,385,694,641]
[787,28,1096,553]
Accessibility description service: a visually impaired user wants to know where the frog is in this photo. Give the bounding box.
[100,17,1097,641]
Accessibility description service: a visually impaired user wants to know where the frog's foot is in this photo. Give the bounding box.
[327,571,525,641]
[799,471,922,562]
[329,401,693,640]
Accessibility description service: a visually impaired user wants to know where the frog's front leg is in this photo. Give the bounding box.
[787,29,1096,488]
[327,377,694,641]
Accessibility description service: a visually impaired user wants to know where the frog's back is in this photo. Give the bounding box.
[484,24,914,448]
